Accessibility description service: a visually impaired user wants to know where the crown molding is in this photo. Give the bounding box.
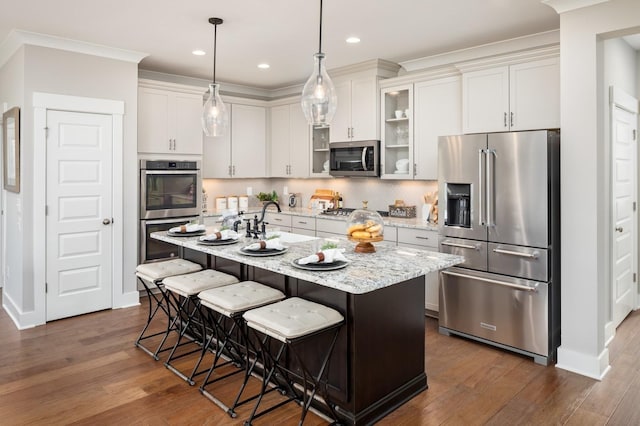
[399,30,559,73]
[379,66,461,88]
[0,29,147,69]
[542,0,610,14]
[454,45,560,73]
[328,58,401,79]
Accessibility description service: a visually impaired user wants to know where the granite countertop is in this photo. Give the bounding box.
[204,207,439,231]
[152,229,462,295]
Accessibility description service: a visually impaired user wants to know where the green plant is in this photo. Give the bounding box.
[321,241,338,250]
[256,190,278,202]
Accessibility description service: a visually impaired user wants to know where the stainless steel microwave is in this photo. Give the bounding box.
[329,140,380,177]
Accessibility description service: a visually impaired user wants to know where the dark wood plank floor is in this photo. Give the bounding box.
[1,289,639,425]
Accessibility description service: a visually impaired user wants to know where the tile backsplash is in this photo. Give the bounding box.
[202,178,438,213]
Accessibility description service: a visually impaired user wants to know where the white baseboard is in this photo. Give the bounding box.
[556,345,610,380]
[604,321,616,347]
[113,291,140,309]
[2,291,41,330]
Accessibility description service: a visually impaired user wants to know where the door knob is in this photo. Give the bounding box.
[615,226,623,232]
[103,218,112,225]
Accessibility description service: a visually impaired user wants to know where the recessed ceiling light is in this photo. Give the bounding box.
[346,36,361,44]
[258,63,270,69]
[192,49,206,56]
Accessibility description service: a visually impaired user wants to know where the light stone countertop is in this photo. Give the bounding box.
[152,229,462,295]
[203,207,439,231]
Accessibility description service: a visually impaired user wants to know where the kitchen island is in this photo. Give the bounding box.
[152,230,463,425]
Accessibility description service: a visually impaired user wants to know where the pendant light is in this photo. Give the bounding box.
[202,17,229,137]
[301,0,337,126]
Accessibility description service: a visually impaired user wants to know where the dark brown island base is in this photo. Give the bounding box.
[153,230,463,425]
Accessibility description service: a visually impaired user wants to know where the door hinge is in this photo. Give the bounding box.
[633,129,637,141]
[45,282,48,293]
[44,126,49,138]
[634,201,637,212]
[634,273,637,283]
[45,205,48,216]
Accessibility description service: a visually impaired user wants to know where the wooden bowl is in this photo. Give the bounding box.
[347,235,384,253]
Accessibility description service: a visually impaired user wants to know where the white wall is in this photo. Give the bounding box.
[1,44,139,327]
[0,46,25,310]
[203,177,438,214]
[551,0,640,379]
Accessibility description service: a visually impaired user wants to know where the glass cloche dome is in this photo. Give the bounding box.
[346,201,384,253]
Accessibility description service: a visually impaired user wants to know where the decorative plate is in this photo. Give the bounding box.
[167,229,206,237]
[197,237,239,246]
[239,247,288,257]
[291,258,349,271]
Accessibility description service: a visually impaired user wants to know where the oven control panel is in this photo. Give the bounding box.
[141,160,199,170]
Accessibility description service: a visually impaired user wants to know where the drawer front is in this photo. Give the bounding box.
[316,218,345,235]
[397,227,438,249]
[439,236,487,271]
[291,216,315,231]
[266,213,292,228]
[488,243,548,282]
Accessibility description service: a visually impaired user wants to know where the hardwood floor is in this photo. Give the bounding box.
[1,289,639,425]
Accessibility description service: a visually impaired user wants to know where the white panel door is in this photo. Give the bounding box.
[462,66,509,133]
[270,104,290,177]
[350,76,378,141]
[330,79,352,142]
[46,110,113,321]
[231,104,266,178]
[612,105,637,329]
[173,92,204,155]
[289,104,310,177]
[509,58,560,131]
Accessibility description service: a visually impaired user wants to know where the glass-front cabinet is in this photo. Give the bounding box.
[381,84,413,179]
[310,125,331,177]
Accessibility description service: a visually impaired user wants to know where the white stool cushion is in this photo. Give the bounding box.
[243,297,344,343]
[136,258,202,282]
[199,281,285,317]
[163,269,239,298]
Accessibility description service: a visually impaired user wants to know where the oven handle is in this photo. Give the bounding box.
[143,170,200,175]
[442,270,539,292]
[143,217,197,225]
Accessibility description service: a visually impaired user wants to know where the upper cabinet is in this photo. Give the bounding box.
[413,76,462,180]
[330,76,379,143]
[203,102,267,178]
[138,80,205,155]
[270,102,309,178]
[462,57,559,133]
[380,76,461,181]
[380,84,413,179]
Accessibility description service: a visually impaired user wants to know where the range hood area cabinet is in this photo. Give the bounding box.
[461,57,559,134]
[379,76,462,180]
[269,101,310,178]
[138,80,204,155]
[202,102,267,178]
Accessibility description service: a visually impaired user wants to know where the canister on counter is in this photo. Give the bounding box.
[239,195,249,211]
[215,197,227,211]
[227,195,239,211]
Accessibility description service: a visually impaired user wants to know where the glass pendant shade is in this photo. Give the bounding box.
[202,83,228,137]
[301,53,337,126]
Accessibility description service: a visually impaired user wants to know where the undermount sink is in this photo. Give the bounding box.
[265,230,317,244]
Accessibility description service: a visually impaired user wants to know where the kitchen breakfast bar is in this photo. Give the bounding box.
[152,230,463,425]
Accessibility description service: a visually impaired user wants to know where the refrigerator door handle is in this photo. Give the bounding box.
[493,248,540,259]
[441,241,481,250]
[478,148,485,226]
[486,148,496,227]
[442,270,539,292]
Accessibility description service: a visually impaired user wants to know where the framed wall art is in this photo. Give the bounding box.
[2,106,20,193]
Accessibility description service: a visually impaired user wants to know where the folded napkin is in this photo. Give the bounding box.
[298,248,347,265]
[201,229,238,241]
[245,238,284,251]
[169,223,205,233]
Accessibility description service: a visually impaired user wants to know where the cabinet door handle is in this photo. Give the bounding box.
[510,112,514,128]
[415,236,430,240]
[228,165,232,176]
[273,218,283,222]
[232,165,236,176]
[503,112,507,128]
[169,139,172,150]
[414,163,417,176]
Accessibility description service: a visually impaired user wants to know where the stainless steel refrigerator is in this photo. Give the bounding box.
[437,130,560,365]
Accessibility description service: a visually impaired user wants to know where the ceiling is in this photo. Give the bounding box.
[0,1,563,90]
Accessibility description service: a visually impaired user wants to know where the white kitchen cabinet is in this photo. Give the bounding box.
[264,212,292,232]
[462,57,559,134]
[397,227,439,313]
[330,76,378,142]
[315,217,345,237]
[203,103,267,178]
[310,126,331,177]
[270,103,309,178]
[413,76,462,180]
[138,85,204,155]
[380,84,413,179]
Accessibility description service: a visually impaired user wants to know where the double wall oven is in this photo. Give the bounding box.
[139,160,201,263]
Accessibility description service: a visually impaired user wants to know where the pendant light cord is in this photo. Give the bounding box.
[212,23,217,84]
[318,0,323,54]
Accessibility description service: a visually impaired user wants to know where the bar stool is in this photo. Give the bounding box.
[135,258,203,360]
[198,281,285,418]
[162,269,240,384]
[243,297,345,425]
